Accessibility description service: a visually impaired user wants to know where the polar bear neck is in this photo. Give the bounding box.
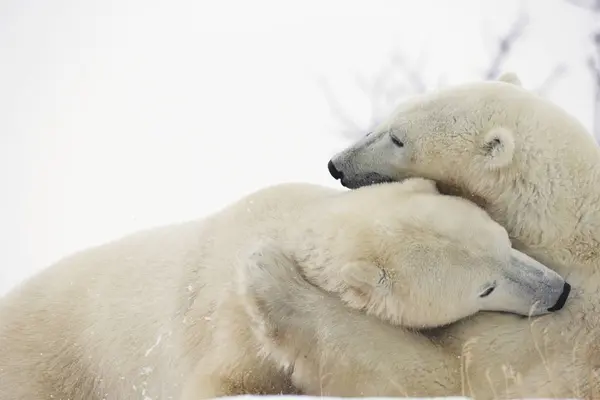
[438,165,600,280]
[281,201,363,296]
[283,228,348,295]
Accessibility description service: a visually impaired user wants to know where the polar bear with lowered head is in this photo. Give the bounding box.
[0,178,568,400]
[246,73,600,399]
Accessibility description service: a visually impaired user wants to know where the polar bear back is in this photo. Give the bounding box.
[0,182,336,400]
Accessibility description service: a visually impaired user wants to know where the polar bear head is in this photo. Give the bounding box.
[297,178,569,329]
[327,73,596,191]
[326,73,600,267]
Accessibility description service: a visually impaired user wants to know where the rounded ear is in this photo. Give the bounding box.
[497,72,522,87]
[341,261,387,290]
[400,178,439,195]
[480,127,515,170]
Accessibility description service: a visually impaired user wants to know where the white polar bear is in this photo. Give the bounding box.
[0,178,567,400]
[251,73,600,399]
[241,237,562,397]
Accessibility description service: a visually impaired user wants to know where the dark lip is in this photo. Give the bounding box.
[340,173,396,189]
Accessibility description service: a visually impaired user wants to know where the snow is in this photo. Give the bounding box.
[223,397,473,400]
[216,396,578,400]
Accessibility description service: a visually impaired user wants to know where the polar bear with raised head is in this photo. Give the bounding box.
[0,178,567,400]
[250,73,600,399]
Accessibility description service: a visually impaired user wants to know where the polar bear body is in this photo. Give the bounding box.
[0,176,568,400]
[322,74,600,398]
[0,183,329,400]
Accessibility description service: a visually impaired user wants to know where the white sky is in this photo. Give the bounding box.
[0,0,595,295]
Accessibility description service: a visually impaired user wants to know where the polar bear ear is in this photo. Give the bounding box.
[497,72,522,87]
[480,127,515,170]
[341,261,389,290]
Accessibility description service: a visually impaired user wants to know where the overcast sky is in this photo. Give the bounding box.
[0,0,595,295]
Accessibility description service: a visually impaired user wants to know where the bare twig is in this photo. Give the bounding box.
[565,0,600,141]
[389,52,427,93]
[535,64,568,96]
[484,12,530,80]
[564,0,600,10]
[588,55,600,142]
[589,56,600,86]
[319,2,574,142]
[315,76,362,140]
[319,49,430,140]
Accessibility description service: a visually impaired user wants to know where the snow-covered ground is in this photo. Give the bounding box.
[0,0,595,296]
[219,397,474,400]
[215,396,576,400]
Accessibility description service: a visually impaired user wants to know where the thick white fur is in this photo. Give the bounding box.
[323,73,600,399]
[237,243,460,397]
[0,178,546,400]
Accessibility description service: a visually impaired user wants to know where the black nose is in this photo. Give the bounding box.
[328,160,344,180]
[547,282,571,312]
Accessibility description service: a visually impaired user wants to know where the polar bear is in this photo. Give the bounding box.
[0,179,567,400]
[239,236,567,398]
[249,73,600,399]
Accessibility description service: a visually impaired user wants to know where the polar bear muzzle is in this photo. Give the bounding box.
[482,249,571,316]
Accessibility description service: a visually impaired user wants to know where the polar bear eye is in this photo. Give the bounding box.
[390,135,404,148]
[479,285,496,298]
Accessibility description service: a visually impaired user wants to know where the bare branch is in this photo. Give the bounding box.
[390,52,427,93]
[484,12,530,80]
[318,44,433,140]
[354,59,409,133]
[591,55,600,142]
[589,56,600,87]
[319,0,581,142]
[564,0,600,11]
[535,64,568,96]
[314,76,362,140]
